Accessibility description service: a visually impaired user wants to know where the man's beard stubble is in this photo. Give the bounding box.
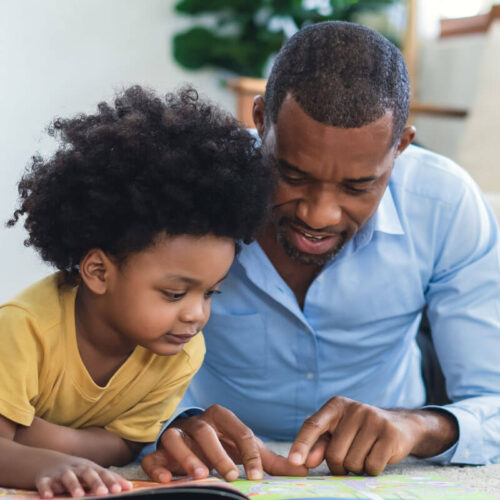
[276,217,348,267]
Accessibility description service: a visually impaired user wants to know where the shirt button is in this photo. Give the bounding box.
[464,449,471,458]
[316,274,324,282]
[306,372,314,380]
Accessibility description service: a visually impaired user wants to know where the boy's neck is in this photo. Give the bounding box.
[74,285,135,387]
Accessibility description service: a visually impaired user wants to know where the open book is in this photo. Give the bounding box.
[0,475,495,500]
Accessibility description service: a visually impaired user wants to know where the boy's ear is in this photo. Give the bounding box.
[79,249,114,295]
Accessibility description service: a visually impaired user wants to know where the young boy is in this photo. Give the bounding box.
[0,86,272,498]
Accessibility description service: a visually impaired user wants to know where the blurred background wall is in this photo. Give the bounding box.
[0,0,498,301]
[0,0,235,302]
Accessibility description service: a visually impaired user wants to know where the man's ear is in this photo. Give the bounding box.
[252,95,266,138]
[79,249,114,295]
[395,126,416,157]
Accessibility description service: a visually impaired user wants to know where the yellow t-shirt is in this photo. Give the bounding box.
[0,273,205,442]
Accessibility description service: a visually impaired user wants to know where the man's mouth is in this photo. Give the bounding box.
[289,224,339,255]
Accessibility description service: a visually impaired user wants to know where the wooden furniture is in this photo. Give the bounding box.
[228,77,467,128]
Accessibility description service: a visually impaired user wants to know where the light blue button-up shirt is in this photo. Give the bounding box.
[181,145,500,465]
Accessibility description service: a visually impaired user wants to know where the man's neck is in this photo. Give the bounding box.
[257,224,322,309]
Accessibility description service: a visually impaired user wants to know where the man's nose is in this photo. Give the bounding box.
[296,186,342,229]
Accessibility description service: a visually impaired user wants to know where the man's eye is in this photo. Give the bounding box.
[344,184,369,195]
[281,173,305,185]
[204,289,222,299]
[162,291,186,301]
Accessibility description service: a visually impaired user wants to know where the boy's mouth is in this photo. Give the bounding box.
[164,331,198,344]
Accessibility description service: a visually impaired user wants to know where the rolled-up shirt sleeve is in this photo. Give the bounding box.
[425,177,500,464]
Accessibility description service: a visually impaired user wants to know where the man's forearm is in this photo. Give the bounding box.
[14,417,140,466]
[405,408,458,458]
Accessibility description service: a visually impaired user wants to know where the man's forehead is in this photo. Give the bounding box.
[267,100,394,173]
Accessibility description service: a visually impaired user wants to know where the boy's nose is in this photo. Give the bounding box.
[179,300,205,325]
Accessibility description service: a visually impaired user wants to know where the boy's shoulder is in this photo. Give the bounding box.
[0,272,71,332]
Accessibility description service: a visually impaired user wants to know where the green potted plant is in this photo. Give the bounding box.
[173,0,405,78]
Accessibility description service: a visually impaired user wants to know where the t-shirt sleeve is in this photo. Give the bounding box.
[104,334,205,442]
[0,305,40,426]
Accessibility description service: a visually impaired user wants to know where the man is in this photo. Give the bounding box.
[142,21,500,481]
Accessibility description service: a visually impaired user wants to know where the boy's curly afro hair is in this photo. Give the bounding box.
[9,86,272,282]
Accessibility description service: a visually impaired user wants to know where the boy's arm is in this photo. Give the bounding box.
[0,415,132,497]
[14,417,143,466]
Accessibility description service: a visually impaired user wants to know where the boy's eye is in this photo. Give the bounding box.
[162,290,186,301]
[204,289,222,299]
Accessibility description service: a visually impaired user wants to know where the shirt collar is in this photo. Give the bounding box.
[373,184,404,235]
[237,182,404,276]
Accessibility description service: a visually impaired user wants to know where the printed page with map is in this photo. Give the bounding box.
[0,475,495,500]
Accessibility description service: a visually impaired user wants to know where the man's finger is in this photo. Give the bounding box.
[210,408,263,480]
[141,450,173,483]
[182,418,239,481]
[304,433,329,469]
[162,427,215,480]
[343,427,378,475]
[289,399,344,466]
[364,438,392,476]
[193,405,263,480]
[259,441,308,476]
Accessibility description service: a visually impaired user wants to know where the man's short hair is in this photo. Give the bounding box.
[265,21,410,144]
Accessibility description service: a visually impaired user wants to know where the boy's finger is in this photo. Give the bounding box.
[99,469,124,494]
[36,477,55,499]
[60,470,85,498]
[81,468,108,496]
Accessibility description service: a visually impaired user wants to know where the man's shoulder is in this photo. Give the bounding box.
[391,145,477,207]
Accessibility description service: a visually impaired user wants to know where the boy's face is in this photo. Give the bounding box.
[103,233,235,356]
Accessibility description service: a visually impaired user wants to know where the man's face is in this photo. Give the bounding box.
[255,95,412,267]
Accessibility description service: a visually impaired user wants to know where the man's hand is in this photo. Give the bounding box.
[288,396,458,476]
[141,404,307,482]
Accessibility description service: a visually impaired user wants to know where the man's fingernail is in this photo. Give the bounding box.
[158,473,170,482]
[248,469,263,480]
[226,469,239,481]
[194,467,206,478]
[289,452,303,465]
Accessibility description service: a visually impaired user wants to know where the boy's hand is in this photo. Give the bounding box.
[35,455,132,498]
[141,404,307,482]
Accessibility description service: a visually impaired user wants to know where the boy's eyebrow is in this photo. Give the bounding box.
[164,273,229,286]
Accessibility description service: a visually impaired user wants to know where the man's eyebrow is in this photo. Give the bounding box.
[344,175,379,183]
[278,160,309,176]
[279,159,379,183]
